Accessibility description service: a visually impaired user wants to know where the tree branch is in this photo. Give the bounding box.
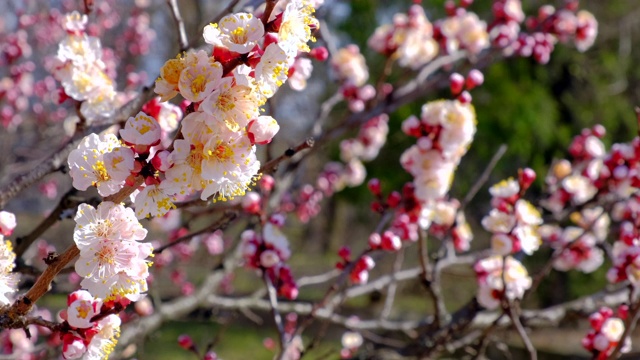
[167,0,189,52]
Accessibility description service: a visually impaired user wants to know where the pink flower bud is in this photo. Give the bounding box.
[368,233,381,249]
[260,175,275,193]
[367,178,381,195]
[589,312,604,330]
[350,269,368,284]
[457,91,472,104]
[134,297,154,317]
[263,337,276,350]
[465,69,484,90]
[460,0,473,8]
[449,73,465,95]
[241,192,262,214]
[177,334,194,350]
[247,116,280,145]
[0,211,16,236]
[592,124,606,138]
[381,231,401,251]
[387,191,402,208]
[181,282,195,296]
[444,0,456,16]
[269,213,286,227]
[618,304,629,320]
[204,352,218,360]
[370,201,384,213]
[599,307,614,319]
[518,168,536,192]
[338,246,351,260]
[280,283,299,300]
[360,255,375,270]
[151,150,171,172]
[62,333,86,359]
[309,47,329,61]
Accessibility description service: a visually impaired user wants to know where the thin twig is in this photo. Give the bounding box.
[153,212,237,254]
[312,92,343,138]
[259,138,315,174]
[506,299,536,360]
[417,229,446,327]
[381,248,404,319]
[471,313,505,359]
[14,188,88,258]
[461,144,508,210]
[0,86,155,210]
[264,274,286,357]
[167,0,189,52]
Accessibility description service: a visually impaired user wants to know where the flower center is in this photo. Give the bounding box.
[216,91,236,112]
[92,160,110,183]
[190,74,207,98]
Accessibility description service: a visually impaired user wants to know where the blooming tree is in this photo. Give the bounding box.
[0,0,636,359]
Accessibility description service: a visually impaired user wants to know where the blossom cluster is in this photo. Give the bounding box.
[400,100,476,204]
[240,216,298,299]
[331,45,376,112]
[541,124,640,290]
[368,5,439,68]
[481,171,542,256]
[436,4,490,55]
[73,202,151,301]
[541,125,605,213]
[474,255,532,310]
[539,207,609,273]
[490,0,598,63]
[148,2,320,209]
[59,290,121,359]
[50,12,118,122]
[335,246,375,285]
[607,196,640,287]
[67,106,183,219]
[582,306,630,359]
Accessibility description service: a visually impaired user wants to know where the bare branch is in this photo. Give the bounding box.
[506,299,537,360]
[381,248,405,319]
[461,144,508,210]
[14,188,87,258]
[262,0,278,26]
[167,0,189,52]
[264,274,287,357]
[153,211,237,254]
[259,138,315,174]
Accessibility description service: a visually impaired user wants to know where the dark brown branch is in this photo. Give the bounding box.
[3,178,146,317]
[259,138,315,174]
[8,244,80,316]
[261,0,278,26]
